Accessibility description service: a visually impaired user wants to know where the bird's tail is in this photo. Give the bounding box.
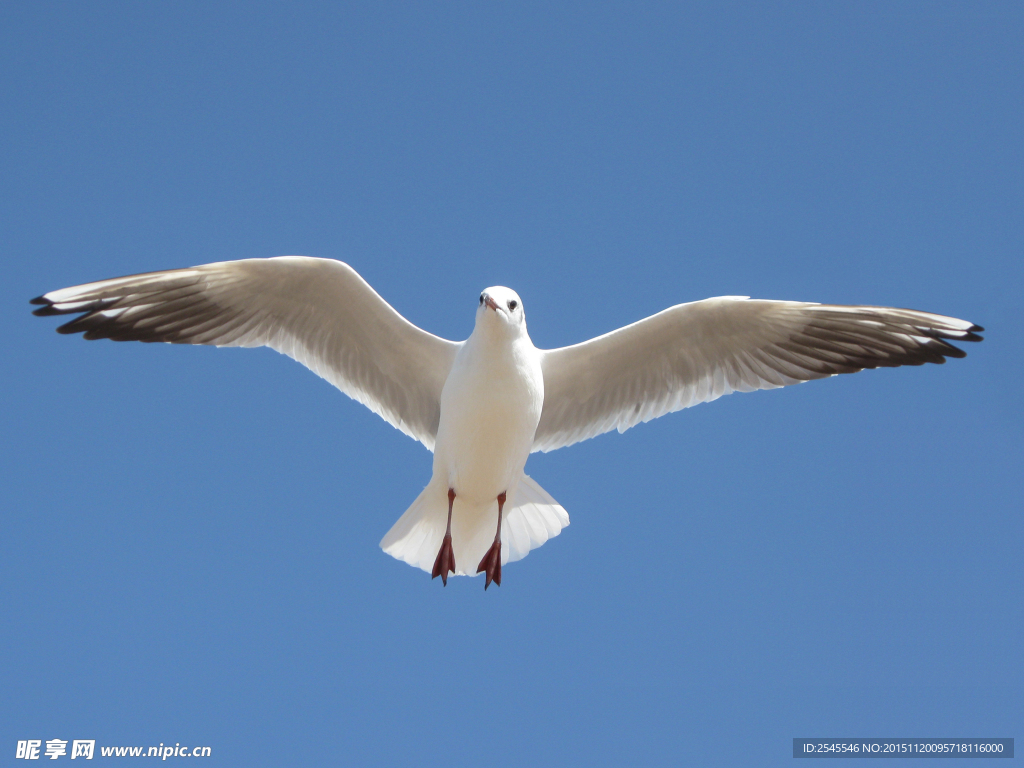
[380,474,569,577]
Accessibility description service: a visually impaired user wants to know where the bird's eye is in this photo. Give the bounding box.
[508,300,518,311]
[479,294,484,305]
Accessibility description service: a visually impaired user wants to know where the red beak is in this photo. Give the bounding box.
[483,294,500,312]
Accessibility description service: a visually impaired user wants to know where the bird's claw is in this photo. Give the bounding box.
[476,541,502,590]
[431,534,456,586]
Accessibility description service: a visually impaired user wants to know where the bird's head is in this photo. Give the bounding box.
[475,286,526,338]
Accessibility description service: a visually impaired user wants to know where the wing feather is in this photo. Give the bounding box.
[533,297,982,452]
[32,257,460,449]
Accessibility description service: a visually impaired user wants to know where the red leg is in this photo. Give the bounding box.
[431,488,457,586]
[477,491,505,590]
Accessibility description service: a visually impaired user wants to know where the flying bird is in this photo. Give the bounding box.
[32,257,983,588]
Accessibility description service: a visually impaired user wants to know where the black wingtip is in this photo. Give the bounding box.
[963,324,985,342]
[31,295,61,316]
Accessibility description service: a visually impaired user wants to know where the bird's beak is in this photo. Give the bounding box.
[483,294,501,312]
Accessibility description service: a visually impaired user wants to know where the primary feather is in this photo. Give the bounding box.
[32,257,460,450]
[533,297,982,452]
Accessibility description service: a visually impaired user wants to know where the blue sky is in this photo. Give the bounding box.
[2,3,1020,766]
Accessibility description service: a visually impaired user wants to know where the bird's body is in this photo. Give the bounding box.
[383,287,551,582]
[434,289,543,506]
[31,256,984,587]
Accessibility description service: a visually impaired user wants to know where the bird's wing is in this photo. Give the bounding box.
[533,297,983,452]
[32,257,461,450]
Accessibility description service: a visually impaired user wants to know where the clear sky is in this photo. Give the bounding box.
[2,3,1020,766]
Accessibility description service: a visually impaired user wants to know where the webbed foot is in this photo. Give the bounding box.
[431,534,456,586]
[476,541,502,590]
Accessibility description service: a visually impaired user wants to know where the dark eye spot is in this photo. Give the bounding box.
[479,294,484,305]
[508,300,518,311]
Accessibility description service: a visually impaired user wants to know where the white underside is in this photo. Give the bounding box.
[380,474,569,576]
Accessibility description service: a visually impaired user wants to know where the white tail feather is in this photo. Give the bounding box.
[380,474,569,576]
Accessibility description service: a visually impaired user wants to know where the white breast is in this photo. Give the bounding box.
[433,333,544,503]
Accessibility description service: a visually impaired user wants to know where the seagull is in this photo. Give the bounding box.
[32,257,983,588]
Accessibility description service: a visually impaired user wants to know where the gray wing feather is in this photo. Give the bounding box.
[533,297,982,453]
[32,257,460,450]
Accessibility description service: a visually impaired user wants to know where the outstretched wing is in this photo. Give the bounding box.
[533,297,983,453]
[32,257,460,450]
